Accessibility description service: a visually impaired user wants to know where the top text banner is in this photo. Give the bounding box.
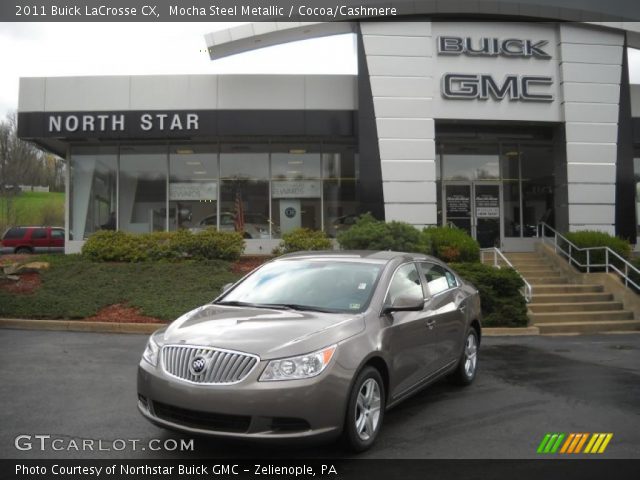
[2,0,640,22]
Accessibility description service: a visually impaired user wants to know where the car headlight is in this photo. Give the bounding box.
[260,345,336,381]
[142,336,160,367]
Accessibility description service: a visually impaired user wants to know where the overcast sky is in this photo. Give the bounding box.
[0,22,638,119]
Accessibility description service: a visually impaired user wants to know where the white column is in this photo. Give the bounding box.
[360,21,436,228]
[559,24,624,234]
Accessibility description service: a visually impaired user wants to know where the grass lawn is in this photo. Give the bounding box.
[0,255,242,321]
[0,191,65,231]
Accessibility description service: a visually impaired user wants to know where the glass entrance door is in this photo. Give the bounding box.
[444,182,502,248]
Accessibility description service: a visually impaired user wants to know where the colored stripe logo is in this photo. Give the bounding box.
[537,433,613,454]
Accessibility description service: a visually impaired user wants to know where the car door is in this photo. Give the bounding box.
[383,262,440,399]
[29,227,49,253]
[49,228,65,253]
[419,262,467,369]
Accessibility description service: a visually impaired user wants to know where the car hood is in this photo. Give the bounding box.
[159,304,365,359]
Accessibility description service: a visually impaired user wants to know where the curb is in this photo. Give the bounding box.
[0,318,540,336]
[483,327,540,336]
[0,318,164,334]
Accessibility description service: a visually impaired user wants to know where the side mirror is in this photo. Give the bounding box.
[221,282,234,294]
[383,292,424,313]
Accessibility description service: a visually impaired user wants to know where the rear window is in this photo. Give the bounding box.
[51,229,64,239]
[3,227,27,240]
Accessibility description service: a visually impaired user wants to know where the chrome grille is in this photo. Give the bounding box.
[161,345,259,385]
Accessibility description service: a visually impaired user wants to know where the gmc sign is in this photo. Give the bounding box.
[442,74,554,102]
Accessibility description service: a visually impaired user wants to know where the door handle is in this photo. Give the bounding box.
[426,319,436,329]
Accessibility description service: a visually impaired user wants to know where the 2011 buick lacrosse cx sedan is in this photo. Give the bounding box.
[137,251,481,451]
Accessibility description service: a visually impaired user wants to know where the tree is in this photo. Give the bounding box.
[0,112,66,231]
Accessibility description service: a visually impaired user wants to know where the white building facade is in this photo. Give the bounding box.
[17,17,640,253]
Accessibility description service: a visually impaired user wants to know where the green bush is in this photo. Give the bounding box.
[563,230,631,269]
[82,229,244,262]
[337,213,428,252]
[451,262,528,327]
[423,227,480,263]
[273,228,333,255]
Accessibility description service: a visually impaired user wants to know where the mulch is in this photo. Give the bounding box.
[83,304,163,324]
[231,255,271,274]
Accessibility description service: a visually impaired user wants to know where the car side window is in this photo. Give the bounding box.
[31,228,47,239]
[220,214,235,226]
[420,263,455,296]
[51,229,64,239]
[444,270,458,289]
[385,263,423,306]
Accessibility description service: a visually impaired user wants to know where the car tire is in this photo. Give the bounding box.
[15,247,32,254]
[343,366,385,452]
[451,328,479,386]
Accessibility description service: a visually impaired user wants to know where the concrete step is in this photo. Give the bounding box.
[516,265,559,273]
[504,253,541,258]
[527,276,569,285]
[528,301,624,313]
[531,292,614,303]
[536,320,640,334]
[531,310,635,324]
[533,284,604,294]
[516,267,560,278]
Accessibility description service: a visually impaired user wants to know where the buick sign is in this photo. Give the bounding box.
[437,36,551,59]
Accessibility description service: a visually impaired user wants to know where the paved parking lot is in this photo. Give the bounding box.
[0,329,638,459]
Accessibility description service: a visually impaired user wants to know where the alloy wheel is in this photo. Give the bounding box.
[355,378,381,441]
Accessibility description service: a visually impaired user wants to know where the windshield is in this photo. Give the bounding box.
[217,260,384,313]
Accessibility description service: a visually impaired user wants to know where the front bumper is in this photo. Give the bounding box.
[137,355,353,441]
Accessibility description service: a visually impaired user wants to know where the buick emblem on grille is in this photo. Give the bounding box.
[190,356,207,375]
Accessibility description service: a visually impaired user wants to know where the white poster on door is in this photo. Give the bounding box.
[279,199,301,233]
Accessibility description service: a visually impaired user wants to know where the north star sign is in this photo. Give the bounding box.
[437,36,554,102]
[47,112,199,134]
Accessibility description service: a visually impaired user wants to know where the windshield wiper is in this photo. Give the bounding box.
[214,300,268,308]
[215,301,335,313]
[264,304,336,313]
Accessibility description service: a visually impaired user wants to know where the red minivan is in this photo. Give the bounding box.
[1,226,65,254]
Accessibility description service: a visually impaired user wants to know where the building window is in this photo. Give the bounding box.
[169,145,218,231]
[323,145,359,238]
[220,144,270,239]
[271,144,322,236]
[118,145,167,233]
[69,146,117,240]
[520,144,555,237]
[69,140,359,239]
[441,144,500,181]
[437,138,555,241]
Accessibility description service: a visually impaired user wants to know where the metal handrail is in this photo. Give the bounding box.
[537,222,640,292]
[481,247,533,303]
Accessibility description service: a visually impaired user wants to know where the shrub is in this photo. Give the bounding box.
[563,230,631,269]
[337,213,428,252]
[273,228,333,255]
[423,227,480,263]
[82,229,244,262]
[451,262,528,327]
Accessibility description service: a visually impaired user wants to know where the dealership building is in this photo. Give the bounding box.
[16,12,640,253]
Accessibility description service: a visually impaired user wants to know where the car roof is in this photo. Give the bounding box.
[275,250,442,265]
